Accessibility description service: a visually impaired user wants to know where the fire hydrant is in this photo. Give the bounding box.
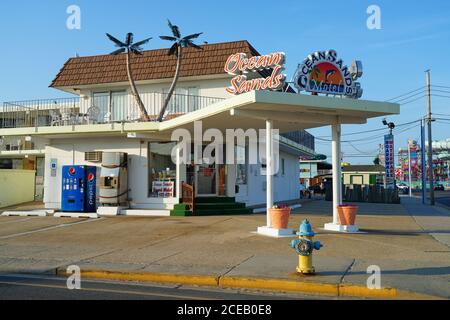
[290,219,323,275]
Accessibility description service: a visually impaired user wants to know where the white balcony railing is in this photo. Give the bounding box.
[0,92,225,129]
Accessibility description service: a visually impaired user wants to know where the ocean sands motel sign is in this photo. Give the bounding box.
[224,52,287,95]
[293,50,364,99]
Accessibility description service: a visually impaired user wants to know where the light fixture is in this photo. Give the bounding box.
[382,119,396,134]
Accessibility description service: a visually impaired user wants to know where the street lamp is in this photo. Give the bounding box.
[382,119,396,135]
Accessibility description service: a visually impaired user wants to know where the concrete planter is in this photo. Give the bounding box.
[270,207,291,229]
[337,205,358,226]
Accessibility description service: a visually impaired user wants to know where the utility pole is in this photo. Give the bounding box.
[447,160,450,188]
[421,117,427,205]
[408,140,413,197]
[426,70,435,205]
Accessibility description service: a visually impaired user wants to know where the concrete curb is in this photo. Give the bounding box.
[55,267,441,300]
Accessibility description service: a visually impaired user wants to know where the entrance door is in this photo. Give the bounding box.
[196,164,218,196]
[35,157,45,201]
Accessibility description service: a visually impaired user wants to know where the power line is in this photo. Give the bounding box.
[392,90,427,103]
[316,119,421,139]
[432,84,450,90]
[432,94,450,99]
[400,95,427,105]
[385,86,425,102]
[315,122,420,144]
[431,89,450,94]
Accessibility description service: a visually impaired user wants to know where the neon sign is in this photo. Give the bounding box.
[224,52,286,95]
[294,50,363,99]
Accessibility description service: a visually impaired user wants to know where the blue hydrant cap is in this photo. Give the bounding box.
[297,219,315,237]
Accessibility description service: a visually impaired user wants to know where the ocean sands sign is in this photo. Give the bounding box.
[294,50,363,99]
[224,52,286,95]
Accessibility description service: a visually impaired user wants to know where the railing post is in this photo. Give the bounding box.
[35,100,39,130]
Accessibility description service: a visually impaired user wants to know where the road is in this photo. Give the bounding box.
[411,190,450,208]
[435,191,450,208]
[0,274,329,300]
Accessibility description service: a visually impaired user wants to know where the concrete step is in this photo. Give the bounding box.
[120,209,171,217]
[195,197,236,204]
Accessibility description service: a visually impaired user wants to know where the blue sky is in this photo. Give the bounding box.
[1,0,449,164]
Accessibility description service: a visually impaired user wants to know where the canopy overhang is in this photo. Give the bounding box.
[0,90,400,139]
[157,90,400,137]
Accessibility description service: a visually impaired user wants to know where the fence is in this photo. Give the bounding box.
[0,92,225,129]
[1,98,80,128]
[325,184,400,204]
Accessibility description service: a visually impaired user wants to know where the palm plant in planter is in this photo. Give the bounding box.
[106,32,152,122]
[157,20,203,122]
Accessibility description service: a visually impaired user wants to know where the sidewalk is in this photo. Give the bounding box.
[0,199,449,299]
[401,196,450,249]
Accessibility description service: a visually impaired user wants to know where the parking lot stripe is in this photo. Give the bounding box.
[0,218,36,225]
[0,218,104,240]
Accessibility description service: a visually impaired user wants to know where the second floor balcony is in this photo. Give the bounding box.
[0,92,225,129]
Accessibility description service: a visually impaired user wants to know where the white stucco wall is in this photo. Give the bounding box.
[77,77,231,115]
[235,150,300,206]
[44,136,179,210]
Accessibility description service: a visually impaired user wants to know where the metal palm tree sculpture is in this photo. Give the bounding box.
[157,20,203,122]
[106,32,152,121]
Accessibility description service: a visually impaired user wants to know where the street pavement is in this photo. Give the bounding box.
[0,274,328,300]
[0,198,449,299]
[435,191,450,208]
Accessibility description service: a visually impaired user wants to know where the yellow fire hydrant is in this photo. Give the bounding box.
[290,219,323,275]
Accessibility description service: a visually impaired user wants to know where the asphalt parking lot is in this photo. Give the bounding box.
[0,198,449,299]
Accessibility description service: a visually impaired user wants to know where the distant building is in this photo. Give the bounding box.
[342,165,385,186]
[300,160,332,188]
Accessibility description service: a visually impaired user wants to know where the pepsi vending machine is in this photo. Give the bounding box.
[61,166,97,212]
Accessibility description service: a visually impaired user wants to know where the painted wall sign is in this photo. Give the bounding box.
[224,52,286,95]
[294,50,363,99]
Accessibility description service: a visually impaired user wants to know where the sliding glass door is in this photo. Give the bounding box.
[111,91,127,122]
[92,92,109,123]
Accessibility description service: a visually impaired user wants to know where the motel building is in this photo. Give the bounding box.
[0,40,399,236]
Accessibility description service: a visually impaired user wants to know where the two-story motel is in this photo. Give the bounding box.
[0,40,399,233]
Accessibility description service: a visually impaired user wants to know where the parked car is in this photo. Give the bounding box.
[397,183,410,194]
[434,184,445,191]
[308,184,324,194]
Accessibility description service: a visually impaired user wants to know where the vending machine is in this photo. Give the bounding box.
[61,165,97,212]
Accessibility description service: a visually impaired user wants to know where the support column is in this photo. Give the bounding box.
[257,120,294,238]
[266,119,274,227]
[324,123,358,233]
[176,146,186,200]
[332,124,342,225]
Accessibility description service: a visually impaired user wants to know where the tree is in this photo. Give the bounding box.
[157,20,203,122]
[107,33,152,121]
[373,156,380,165]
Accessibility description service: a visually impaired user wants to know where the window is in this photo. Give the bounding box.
[281,158,286,176]
[111,91,127,121]
[92,92,109,123]
[148,142,177,198]
[92,91,127,123]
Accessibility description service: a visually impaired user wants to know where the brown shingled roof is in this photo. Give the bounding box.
[50,40,262,88]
